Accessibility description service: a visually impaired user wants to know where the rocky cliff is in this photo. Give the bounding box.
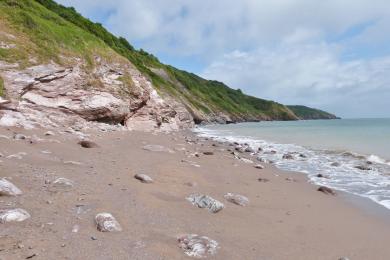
[1,0,333,133]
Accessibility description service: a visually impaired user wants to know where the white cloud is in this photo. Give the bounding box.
[56,0,390,117]
[202,40,390,118]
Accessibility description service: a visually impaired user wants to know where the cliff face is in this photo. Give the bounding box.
[0,0,300,132]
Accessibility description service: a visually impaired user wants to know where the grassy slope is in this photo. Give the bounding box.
[287,105,339,120]
[27,0,298,122]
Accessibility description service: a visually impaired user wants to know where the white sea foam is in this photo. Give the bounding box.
[194,126,390,211]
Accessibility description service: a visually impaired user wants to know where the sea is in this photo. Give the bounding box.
[194,118,390,210]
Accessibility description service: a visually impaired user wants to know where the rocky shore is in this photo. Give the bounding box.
[1,126,390,259]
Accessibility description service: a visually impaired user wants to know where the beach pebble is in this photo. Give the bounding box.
[317,186,336,195]
[282,153,294,160]
[338,257,350,260]
[181,159,200,168]
[178,234,219,258]
[13,133,26,140]
[134,174,153,183]
[203,151,214,155]
[78,140,99,148]
[235,145,245,153]
[285,177,296,182]
[95,213,122,232]
[186,194,224,213]
[355,165,372,171]
[44,131,55,136]
[6,152,26,160]
[143,144,174,153]
[0,179,22,196]
[316,174,329,179]
[245,147,255,153]
[224,193,249,206]
[254,164,265,169]
[258,178,270,183]
[256,157,269,163]
[241,158,253,164]
[331,162,341,167]
[0,208,31,223]
[52,178,74,190]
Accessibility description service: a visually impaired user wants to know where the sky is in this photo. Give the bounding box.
[56,0,390,118]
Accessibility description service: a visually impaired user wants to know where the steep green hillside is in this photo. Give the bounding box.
[14,0,297,122]
[287,105,339,120]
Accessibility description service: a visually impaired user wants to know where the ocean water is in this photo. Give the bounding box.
[194,119,390,210]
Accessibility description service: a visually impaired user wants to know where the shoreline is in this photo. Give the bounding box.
[1,126,390,259]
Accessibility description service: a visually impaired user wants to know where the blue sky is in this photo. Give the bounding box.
[57,0,390,118]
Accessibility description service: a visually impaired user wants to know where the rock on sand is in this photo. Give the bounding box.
[224,193,249,206]
[178,234,219,258]
[95,213,122,232]
[0,179,22,196]
[0,208,30,223]
[186,194,224,213]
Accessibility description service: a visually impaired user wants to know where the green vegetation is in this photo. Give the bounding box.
[29,0,298,122]
[287,105,339,120]
[0,0,114,67]
[0,76,4,97]
[1,0,338,122]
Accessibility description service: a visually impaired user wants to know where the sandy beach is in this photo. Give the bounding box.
[1,126,390,260]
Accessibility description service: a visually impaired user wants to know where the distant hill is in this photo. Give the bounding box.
[287,106,339,120]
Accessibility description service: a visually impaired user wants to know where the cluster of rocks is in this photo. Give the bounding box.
[0,59,194,132]
[0,178,30,224]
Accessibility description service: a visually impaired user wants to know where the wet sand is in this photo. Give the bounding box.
[1,126,390,260]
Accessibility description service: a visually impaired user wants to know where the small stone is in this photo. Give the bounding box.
[91,236,97,240]
[95,213,122,232]
[184,182,197,187]
[52,178,74,189]
[181,160,200,168]
[224,193,249,206]
[0,178,22,196]
[316,174,329,179]
[178,234,219,258]
[44,131,55,136]
[72,224,79,233]
[299,153,307,158]
[282,153,294,160]
[254,164,264,169]
[13,133,26,140]
[331,162,341,167]
[186,194,224,213]
[355,165,372,171]
[244,147,255,153]
[134,174,153,183]
[0,208,30,223]
[338,257,350,260]
[203,151,214,155]
[285,177,296,182]
[317,186,336,195]
[241,158,253,164]
[142,145,174,153]
[258,178,270,183]
[78,140,99,148]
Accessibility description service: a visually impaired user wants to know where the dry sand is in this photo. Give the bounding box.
[1,126,390,260]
